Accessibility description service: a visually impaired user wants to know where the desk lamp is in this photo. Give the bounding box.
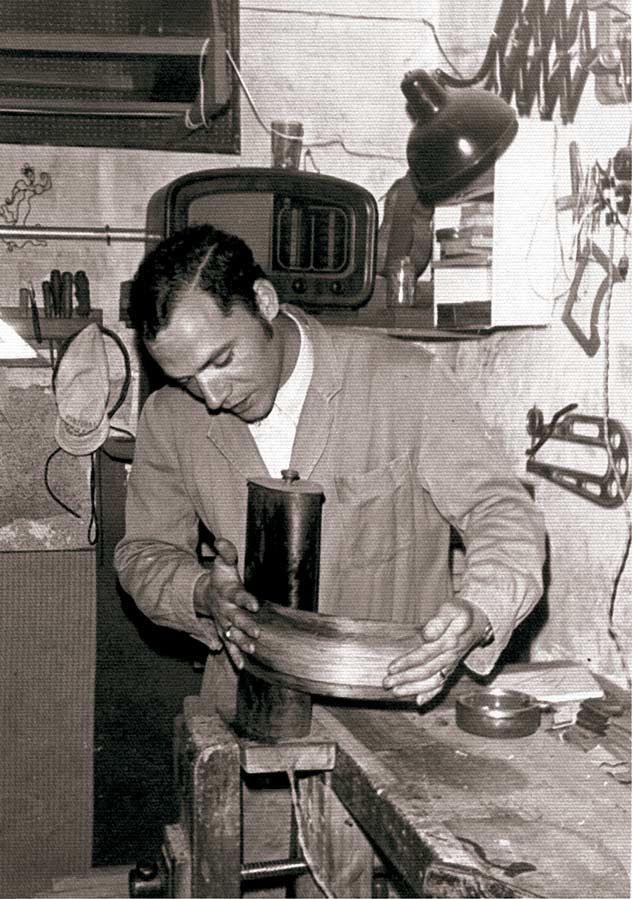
[401,69,518,204]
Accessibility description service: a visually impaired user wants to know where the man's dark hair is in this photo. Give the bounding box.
[128,224,268,340]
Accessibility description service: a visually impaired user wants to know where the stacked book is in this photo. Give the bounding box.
[575,695,631,761]
[432,201,494,329]
[434,201,494,266]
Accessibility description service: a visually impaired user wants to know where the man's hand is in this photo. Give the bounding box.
[382,600,490,706]
[193,537,260,669]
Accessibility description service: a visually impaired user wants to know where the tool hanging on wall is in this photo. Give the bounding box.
[433,0,631,125]
[555,141,630,356]
[562,242,628,356]
[526,404,630,508]
[74,271,91,317]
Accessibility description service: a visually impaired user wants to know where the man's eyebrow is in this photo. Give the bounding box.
[172,341,233,381]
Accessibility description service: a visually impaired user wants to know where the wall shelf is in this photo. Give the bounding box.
[311,305,484,341]
[0,306,104,366]
[1,306,103,342]
[0,32,217,56]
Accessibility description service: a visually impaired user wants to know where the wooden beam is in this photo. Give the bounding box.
[176,708,241,898]
[295,772,375,898]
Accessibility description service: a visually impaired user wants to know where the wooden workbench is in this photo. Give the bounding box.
[172,694,630,898]
[313,703,630,898]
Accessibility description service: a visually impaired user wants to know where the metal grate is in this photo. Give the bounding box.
[0,0,240,153]
[276,202,351,273]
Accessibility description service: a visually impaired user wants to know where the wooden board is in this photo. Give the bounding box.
[240,726,337,775]
[246,601,422,698]
[175,708,241,897]
[242,654,415,702]
[32,866,130,898]
[295,772,375,898]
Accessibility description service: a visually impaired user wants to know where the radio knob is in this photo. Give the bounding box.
[292,278,307,294]
[330,281,344,295]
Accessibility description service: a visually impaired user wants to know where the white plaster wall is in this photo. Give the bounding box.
[1,1,630,681]
[436,0,632,683]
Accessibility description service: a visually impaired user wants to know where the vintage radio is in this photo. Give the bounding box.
[146,167,377,310]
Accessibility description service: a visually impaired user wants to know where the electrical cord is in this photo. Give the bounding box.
[44,447,82,520]
[530,135,629,310]
[240,2,466,78]
[302,148,321,173]
[601,213,632,689]
[184,0,224,131]
[225,50,406,164]
[184,37,211,131]
[43,446,99,546]
[185,9,467,152]
[522,125,602,309]
[88,453,98,546]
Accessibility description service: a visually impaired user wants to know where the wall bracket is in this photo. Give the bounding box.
[526,405,630,507]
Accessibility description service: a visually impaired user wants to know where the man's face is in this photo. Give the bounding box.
[146,286,285,422]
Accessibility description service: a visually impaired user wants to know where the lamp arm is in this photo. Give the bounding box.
[434,35,499,89]
[434,0,523,90]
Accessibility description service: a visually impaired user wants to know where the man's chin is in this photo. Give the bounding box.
[232,398,273,423]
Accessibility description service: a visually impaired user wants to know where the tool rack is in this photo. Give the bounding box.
[0,305,102,366]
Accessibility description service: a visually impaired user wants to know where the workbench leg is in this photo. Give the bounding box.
[176,704,242,898]
[293,771,375,898]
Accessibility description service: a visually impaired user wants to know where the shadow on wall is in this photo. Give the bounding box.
[93,578,204,866]
[499,533,551,665]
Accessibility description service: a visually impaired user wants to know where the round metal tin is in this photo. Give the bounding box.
[455,688,541,738]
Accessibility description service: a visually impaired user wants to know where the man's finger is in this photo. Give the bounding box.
[225,640,246,670]
[421,614,451,643]
[384,670,446,700]
[386,626,459,676]
[224,623,256,655]
[422,603,471,642]
[416,684,445,706]
[230,588,259,614]
[384,652,456,689]
[230,607,260,639]
[214,537,239,566]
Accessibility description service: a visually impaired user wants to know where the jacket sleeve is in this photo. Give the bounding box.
[416,358,547,676]
[113,392,219,649]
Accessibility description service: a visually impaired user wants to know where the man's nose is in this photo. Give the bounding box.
[195,373,230,410]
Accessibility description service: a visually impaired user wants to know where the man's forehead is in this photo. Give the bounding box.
[160,290,232,339]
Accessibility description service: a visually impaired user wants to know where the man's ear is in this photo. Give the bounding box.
[253,278,279,322]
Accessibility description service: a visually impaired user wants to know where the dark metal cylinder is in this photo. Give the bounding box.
[236,471,325,742]
[244,470,324,611]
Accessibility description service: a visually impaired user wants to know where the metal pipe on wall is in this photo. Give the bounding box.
[0,224,161,243]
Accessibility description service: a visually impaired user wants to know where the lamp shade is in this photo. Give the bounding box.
[401,69,518,204]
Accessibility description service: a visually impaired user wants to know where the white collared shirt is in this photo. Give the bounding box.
[248,308,314,477]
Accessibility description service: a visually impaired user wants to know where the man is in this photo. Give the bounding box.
[115,224,545,710]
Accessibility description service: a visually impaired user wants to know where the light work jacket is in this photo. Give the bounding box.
[114,306,545,678]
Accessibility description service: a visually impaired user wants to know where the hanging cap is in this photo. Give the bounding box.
[53,323,130,456]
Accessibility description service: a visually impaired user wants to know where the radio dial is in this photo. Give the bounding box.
[292,278,307,294]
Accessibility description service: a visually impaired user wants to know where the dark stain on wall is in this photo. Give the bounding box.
[0,383,92,546]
